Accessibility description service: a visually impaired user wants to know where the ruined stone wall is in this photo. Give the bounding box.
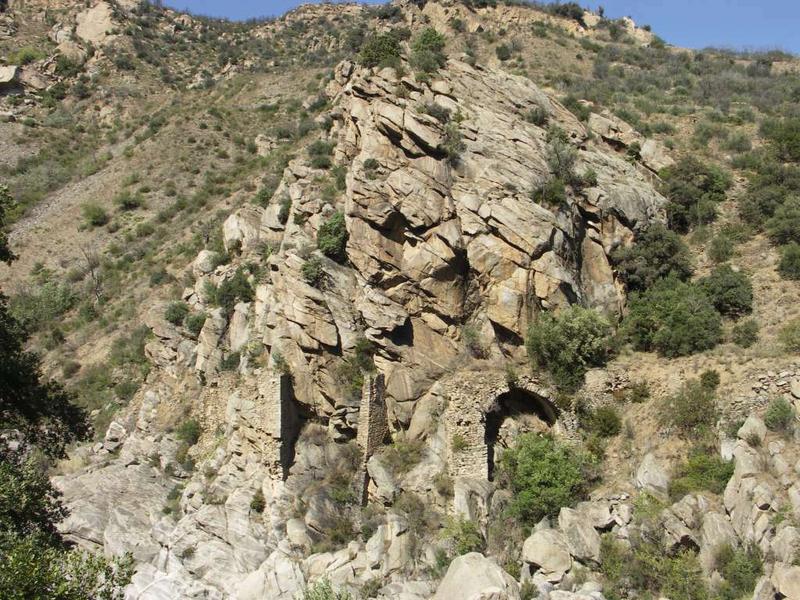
[356,373,388,504]
[356,373,388,458]
[442,371,559,480]
[257,371,298,480]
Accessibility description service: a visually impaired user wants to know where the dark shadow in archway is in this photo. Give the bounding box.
[485,387,557,481]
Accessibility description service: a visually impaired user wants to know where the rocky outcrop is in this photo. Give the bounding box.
[434,553,521,599]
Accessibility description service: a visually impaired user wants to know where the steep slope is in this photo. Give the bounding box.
[3,1,800,600]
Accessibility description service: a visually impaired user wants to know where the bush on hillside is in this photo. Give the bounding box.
[317,211,348,263]
[164,301,189,326]
[732,319,759,348]
[358,32,401,69]
[531,178,567,208]
[612,224,694,292]
[214,268,254,314]
[526,306,612,391]
[778,243,800,280]
[81,203,109,227]
[669,450,734,500]
[764,397,795,432]
[663,376,718,435]
[410,28,447,74]
[707,234,734,263]
[697,265,753,317]
[761,116,800,162]
[583,405,622,438]
[300,579,352,600]
[767,196,800,245]
[302,256,325,288]
[779,318,800,352]
[714,544,763,600]
[498,434,593,526]
[623,278,722,357]
[184,312,207,337]
[660,157,732,232]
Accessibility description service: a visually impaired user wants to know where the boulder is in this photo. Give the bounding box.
[522,529,572,580]
[75,1,115,45]
[773,563,800,600]
[0,64,18,89]
[738,416,767,444]
[433,553,520,600]
[192,250,220,277]
[558,507,601,563]
[635,453,669,500]
[222,206,263,252]
[698,512,736,572]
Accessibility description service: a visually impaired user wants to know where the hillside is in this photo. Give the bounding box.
[2,1,800,599]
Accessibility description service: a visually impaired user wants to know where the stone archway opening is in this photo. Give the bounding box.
[485,387,557,481]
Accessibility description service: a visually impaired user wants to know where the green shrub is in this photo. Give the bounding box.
[317,211,348,263]
[545,139,578,182]
[8,46,45,65]
[761,116,800,161]
[731,319,759,348]
[663,377,717,435]
[277,196,292,225]
[358,33,402,69]
[779,318,800,352]
[410,28,447,74]
[302,256,325,287]
[176,419,201,446]
[184,313,207,337]
[562,95,590,122]
[767,197,800,245]
[525,107,549,127]
[496,44,512,61]
[626,381,651,403]
[300,579,353,600]
[10,281,76,331]
[113,191,144,211]
[532,178,567,207]
[661,157,731,232]
[441,123,466,166]
[583,406,622,438]
[81,203,109,227]
[379,439,423,476]
[714,544,763,600]
[441,517,485,555]
[623,278,722,357]
[526,306,612,391]
[669,450,734,500]
[764,397,795,432]
[601,535,709,600]
[215,268,254,313]
[707,234,734,263]
[697,265,753,317]
[498,434,593,526]
[778,243,800,280]
[220,352,240,371]
[164,301,189,326]
[612,224,693,292]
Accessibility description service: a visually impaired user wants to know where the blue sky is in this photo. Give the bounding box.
[161,0,800,54]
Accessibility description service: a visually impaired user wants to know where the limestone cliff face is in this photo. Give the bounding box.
[52,8,670,599]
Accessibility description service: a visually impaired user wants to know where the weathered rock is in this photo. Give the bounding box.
[558,507,601,563]
[433,553,521,600]
[773,563,800,600]
[193,250,220,277]
[635,453,669,500]
[698,512,736,572]
[522,529,572,581]
[75,1,116,44]
[738,416,767,444]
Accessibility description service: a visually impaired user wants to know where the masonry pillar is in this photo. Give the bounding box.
[356,373,387,504]
[260,371,298,481]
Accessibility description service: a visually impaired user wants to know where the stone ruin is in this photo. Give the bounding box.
[442,370,562,481]
[256,371,299,481]
[356,373,389,503]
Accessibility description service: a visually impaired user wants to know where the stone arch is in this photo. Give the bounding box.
[484,383,557,480]
[443,372,561,481]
